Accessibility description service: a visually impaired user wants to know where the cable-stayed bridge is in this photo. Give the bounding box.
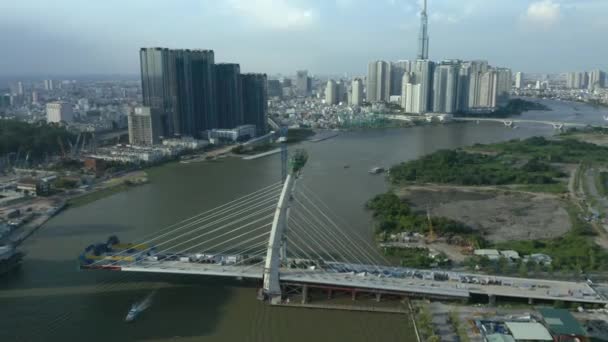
[79,153,607,307]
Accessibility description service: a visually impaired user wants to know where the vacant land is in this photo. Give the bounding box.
[396,186,570,243]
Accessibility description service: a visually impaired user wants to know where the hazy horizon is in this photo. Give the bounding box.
[1,0,607,77]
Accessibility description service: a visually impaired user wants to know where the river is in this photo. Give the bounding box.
[0,99,605,341]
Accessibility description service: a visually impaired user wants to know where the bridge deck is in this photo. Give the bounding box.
[104,261,607,304]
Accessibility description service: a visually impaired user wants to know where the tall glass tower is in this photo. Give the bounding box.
[417,0,429,60]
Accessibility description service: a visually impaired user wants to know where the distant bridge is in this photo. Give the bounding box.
[453,117,596,129]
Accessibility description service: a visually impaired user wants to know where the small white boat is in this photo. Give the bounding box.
[125,305,141,323]
[369,167,385,174]
[125,291,155,323]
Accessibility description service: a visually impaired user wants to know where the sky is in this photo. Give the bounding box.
[0,0,606,76]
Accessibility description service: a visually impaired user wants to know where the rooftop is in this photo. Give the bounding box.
[505,322,553,341]
[538,307,587,337]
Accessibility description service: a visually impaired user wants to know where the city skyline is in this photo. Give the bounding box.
[1,0,607,76]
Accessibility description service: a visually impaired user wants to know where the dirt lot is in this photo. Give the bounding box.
[396,186,571,243]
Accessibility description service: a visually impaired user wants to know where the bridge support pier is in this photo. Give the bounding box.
[375,293,382,303]
[528,298,534,305]
[351,290,357,301]
[302,285,308,304]
[488,295,496,306]
[327,289,333,299]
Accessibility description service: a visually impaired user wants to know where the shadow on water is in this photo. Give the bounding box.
[0,259,247,341]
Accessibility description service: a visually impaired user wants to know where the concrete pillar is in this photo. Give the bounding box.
[351,290,357,301]
[488,295,496,306]
[375,293,382,303]
[302,285,308,304]
[528,297,534,305]
[327,289,333,299]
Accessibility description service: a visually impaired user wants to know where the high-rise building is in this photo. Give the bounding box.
[456,64,471,112]
[432,62,459,113]
[351,78,364,106]
[367,62,379,102]
[366,61,391,102]
[46,101,73,123]
[296,70,310,96]
[16,82,24,96]
[140,47,216,138]
[325,80,338,105]
[128,106,162,146]
[31,91,38,104]
[567,71,589,89]
[241,73,268,136]
[515,72,523,89]
[496,68,512,106]
[336,80,348,103]
[402,72,423,114]
[267,79,282,98]
[417,0,429,60]
[413,60,434,112]
[215,63,243,129]
[390,60,411,96]
[589,70,606,90]
[44,79,54,91]
[467,60,489,108]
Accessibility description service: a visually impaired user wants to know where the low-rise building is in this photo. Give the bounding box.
[16,176,54,196]
[208,125,256,144]
[537,308,587,342]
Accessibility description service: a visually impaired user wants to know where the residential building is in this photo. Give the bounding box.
[325,80,337,105]
[350,78,364,106]
[515,72,523,89]
[128,106,162,146]
[46,101,74,123]
[295,70,310,96]
[215,63,243,129]
[140,47,216,137]
[241,73,268,136]
[432,61,459,113]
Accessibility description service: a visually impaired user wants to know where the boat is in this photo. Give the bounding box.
[369,167,385,174]
[125,291,155,323]
[343,165,350,169]
[0,245,24,276]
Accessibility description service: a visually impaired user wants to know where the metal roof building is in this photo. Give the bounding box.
[505,322,553,341]
[538,308,587,341]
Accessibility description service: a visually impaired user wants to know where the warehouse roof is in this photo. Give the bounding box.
[505,322,553,341]
[538,307,587,337]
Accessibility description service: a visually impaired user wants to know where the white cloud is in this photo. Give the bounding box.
[522,0,561,29]
[226,0,316,30]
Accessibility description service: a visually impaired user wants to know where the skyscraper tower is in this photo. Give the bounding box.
[417,0,429,60]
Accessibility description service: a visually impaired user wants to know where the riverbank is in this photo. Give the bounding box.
[370,129,608,276]
[66,171,148,208]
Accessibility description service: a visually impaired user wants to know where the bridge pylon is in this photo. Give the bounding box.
[262,150,308,304]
